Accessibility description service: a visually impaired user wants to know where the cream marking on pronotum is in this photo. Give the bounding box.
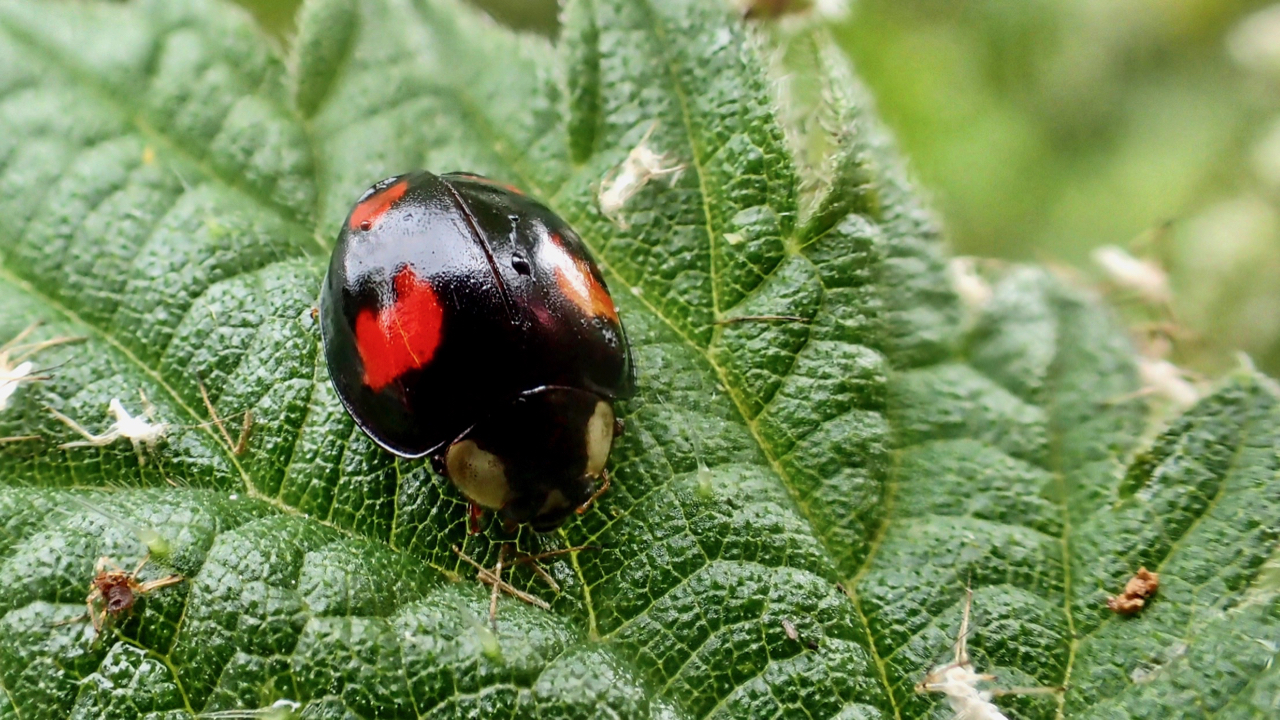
[916,589,1064,720]
[736,0,851,20]
[445,439,511,510]
[584,400,615,477]
[1135,357,1201,410]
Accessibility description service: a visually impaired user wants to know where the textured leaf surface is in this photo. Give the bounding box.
[0,0,1275,718]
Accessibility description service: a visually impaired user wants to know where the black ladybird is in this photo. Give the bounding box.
[320,171,634,531]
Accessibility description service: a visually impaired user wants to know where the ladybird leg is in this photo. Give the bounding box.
[48,408,109,446]
[54,589,96,628]
[468,503,485,535]
[956,587,973,667]
[576,470,611,515]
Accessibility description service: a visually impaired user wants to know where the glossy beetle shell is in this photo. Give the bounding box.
[319,171,633,508]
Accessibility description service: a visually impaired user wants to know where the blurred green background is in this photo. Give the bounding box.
[235,0,1280,375]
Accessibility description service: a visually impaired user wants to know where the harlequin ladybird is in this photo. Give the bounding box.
[320,171,634,532]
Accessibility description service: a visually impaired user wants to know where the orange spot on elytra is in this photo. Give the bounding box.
[547,234,619,322]
[355,268,444,391]
[349,180,409,231]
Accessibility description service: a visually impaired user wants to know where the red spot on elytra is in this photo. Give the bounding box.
[355,268,444,391]
[349,180,409,231]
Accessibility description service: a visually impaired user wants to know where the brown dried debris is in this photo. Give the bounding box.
[1107,567,1159,615]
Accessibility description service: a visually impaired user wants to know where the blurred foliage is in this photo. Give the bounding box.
[233,0,1280,375]
[233,0,556,36]
[836,0,1280,375]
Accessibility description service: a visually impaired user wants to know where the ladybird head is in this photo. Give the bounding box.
[442,388,616,533]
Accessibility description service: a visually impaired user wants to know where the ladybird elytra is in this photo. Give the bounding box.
[320,171,634,531]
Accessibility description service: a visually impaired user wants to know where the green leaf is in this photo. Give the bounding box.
[0,0,1275,718]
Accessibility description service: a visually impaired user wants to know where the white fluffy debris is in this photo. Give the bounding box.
[1091,245,1172,308]
[50,394,170,464]
[735,0,850,20]
[0,360,35,413]
[947,257,993,316]
[1137,357,1201,410]
[917,589,1062,720]
[598,124,683,226]
[1228,5,1280,76]
[197,699,302,719]
[813,0,849,18]
[0,322,81,413]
